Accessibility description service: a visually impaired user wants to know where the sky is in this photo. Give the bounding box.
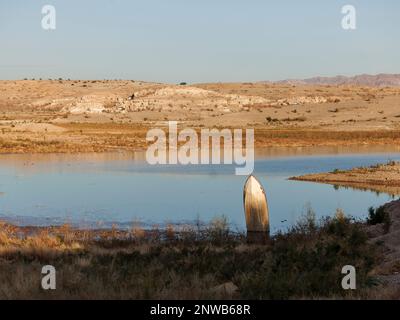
[0,0,399,83]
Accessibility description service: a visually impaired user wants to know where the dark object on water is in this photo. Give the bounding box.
[243,175,269,243]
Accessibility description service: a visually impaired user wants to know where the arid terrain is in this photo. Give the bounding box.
[1,78,400,153]
[2,76,400,299]
[291,161,400,196]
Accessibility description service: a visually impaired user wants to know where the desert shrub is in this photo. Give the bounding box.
[206,215,231,245]
[367,206,391,233]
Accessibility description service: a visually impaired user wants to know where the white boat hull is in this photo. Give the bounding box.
[243,175,269,242]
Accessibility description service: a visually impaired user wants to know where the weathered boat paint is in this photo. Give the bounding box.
[243,175,269,243]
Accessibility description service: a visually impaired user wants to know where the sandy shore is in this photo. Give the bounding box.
[290,161,400,196]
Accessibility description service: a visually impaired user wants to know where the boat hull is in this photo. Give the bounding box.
[243,175,269,242]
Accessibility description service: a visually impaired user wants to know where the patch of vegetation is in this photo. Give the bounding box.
[0,210,380,299]
[281,116,307,122]
[367,206,391,233]
[265,116,280,123]
[386,160,397,166]
[240,211,378,299]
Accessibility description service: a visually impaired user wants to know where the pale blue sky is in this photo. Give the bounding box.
[0,0,399,83]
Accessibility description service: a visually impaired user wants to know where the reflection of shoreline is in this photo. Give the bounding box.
[1,145,400,168]
[255,145,400,159]
[291,178,400,197]
[0,151,147,165]
[0,151,147,174]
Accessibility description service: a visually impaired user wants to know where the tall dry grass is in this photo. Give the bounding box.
[0,213,388,300]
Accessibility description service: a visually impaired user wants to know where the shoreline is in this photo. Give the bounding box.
[290,160,400,195]
[3,127,400,154]
[2,128,400,155]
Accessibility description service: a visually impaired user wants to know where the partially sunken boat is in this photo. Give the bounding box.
[243,175,269,243]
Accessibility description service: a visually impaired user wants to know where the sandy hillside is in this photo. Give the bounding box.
[1,80,400,152]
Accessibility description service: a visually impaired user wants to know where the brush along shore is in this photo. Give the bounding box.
[1,203,400,299]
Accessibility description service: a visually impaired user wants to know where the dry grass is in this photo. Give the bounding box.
[0,212,387,300]
[254,129,400,147]
[3,125,400,153]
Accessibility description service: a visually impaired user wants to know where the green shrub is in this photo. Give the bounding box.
[367,206,391,233]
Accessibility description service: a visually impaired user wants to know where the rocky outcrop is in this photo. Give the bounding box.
[366,200,400,279]
[57,85,337,115]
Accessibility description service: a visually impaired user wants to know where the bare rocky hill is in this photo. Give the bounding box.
[274,74,400,87]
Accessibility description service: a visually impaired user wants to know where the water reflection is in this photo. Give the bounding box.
[0,147,399,232]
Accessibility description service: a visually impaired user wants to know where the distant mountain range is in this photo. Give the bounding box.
[271,74,400,86]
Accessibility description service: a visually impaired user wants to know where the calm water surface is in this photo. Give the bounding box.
[0,146,399,233]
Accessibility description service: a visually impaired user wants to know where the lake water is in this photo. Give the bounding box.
[0,146,399,233]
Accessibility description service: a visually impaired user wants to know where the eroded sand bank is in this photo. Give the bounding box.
[290,161,400,196]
